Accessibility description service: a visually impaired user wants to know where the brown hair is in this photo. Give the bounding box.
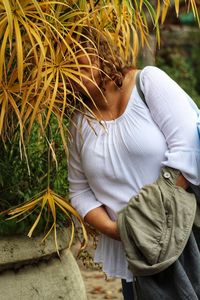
[79,27,135,89]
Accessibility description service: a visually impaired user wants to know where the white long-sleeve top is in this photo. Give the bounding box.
[68,66,200,281]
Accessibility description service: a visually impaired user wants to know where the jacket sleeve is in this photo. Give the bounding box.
[68,119,102,218]
[139,66,200,185]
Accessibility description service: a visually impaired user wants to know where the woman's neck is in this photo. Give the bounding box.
[86,69,138,121]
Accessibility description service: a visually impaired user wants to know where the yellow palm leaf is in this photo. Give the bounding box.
[13,17,23,86]
[6,92,23,134]
[0,26,9,82]
[174,0,180,17]
[53,193,88,249]
[4,188,88,252]
[161,0,170,24]
[189,0,200,24]
[27,71,54,134]
[27,196,47,237]
[45,70,59,127]
[1,0,13,46]
[50,200,75,249]
[0,92,7,134]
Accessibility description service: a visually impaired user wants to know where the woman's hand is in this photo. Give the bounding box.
[84,206,121,241]
[176,174,189,190]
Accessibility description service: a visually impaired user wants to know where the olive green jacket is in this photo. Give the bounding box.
[117,167,198,276]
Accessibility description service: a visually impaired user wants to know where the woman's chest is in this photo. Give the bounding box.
[80,116,167,177]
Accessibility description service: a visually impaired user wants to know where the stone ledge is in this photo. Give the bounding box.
[0,227,71,271]
[0,250,87,300]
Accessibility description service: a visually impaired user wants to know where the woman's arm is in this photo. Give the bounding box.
[68,119,120,240]
[84,206,120,240]
[140,66,200,185]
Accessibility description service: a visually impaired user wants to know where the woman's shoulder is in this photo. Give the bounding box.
[139,66,176,90]
[68,112,85,135]
[140,66,168,79]
[69,111,99,138]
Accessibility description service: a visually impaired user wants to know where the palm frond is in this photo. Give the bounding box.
[0,0,199,141]
[0,0,199,248]
[5,188,88,253]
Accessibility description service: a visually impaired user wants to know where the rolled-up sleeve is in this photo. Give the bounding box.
[140,66,200,185]
[68,120,102,218]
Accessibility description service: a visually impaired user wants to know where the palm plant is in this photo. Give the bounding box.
[0,0,199,249]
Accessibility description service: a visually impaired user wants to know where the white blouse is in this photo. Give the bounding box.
[68,66,200,281]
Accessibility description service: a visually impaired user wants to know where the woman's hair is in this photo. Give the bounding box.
[78,27,135,89]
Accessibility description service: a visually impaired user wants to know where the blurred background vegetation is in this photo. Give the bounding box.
[150,8,200,107]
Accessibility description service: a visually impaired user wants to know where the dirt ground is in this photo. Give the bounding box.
[79,264,123,300]
[72,243,123,300]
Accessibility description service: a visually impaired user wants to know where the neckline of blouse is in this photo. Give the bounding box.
[86,86,136,125]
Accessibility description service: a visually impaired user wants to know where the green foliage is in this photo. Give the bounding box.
[0,117,68,235]
[0,212,47,236]
[179,12,197,26]
[156,46,200,107]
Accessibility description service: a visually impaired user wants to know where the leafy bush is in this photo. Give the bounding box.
[156,45,200,107]
[0,117,68,235]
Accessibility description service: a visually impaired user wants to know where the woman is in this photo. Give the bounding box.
[68,35,200,299]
